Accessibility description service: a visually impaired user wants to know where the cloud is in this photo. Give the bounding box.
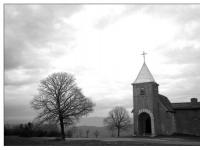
[163,46,200,65]
[143,5,200,42]
[89,96,133,117]
[4,68,47,86]
[94,5,146,29]
[4,5,82,70]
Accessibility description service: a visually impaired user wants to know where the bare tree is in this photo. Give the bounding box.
[104,106,131,137]
[31,72,94,140]
[94,130,99,138]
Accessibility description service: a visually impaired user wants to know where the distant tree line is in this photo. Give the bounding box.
[4,122,60,137]
[4,122,101,138]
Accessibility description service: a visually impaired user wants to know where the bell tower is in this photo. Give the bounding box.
[132,52,159,136]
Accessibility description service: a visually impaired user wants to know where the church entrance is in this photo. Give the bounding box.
[138,112,152,136]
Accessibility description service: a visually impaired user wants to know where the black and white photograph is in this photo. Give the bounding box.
[3,3,200,146]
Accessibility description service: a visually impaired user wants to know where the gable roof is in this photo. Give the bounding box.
[134,62,155,84]
[158,94,174,112]
[172,102,200,110]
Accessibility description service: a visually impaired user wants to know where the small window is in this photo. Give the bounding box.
[140,88,145,95]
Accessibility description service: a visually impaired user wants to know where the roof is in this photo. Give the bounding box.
[134,62,155,84]
[172,102,200,110]
[158,94,174,112]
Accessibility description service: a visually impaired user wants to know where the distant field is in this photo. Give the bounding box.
[4,136,200,146]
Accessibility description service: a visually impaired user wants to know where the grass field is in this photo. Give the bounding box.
[4,136,200,146]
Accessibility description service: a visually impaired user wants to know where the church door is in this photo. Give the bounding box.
[138,112,152,136]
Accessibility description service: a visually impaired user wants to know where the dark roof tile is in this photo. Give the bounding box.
[158,94,174,112]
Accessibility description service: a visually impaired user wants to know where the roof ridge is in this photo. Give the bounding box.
[172,102,200,104]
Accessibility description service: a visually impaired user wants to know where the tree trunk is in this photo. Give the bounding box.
[117,128,120,137]
[59,116,65,140]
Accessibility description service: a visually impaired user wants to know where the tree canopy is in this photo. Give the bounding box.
[31,72,94,139]
[104,106,131,137]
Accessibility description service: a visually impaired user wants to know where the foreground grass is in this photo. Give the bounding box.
[4,136,156,146]
[4,136,200,146]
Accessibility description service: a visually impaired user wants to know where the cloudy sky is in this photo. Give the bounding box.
[4,4,200,124]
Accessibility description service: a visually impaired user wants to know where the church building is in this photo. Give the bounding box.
[132,55,200,136]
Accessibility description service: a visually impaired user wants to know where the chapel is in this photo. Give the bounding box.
[132,54,200,136]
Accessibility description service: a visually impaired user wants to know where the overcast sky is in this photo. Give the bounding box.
[4,4,200,123]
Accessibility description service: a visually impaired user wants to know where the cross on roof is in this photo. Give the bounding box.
[141,51,147,63]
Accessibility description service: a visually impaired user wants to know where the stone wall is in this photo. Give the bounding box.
[175,109,200,136]
[158,101,175,135]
